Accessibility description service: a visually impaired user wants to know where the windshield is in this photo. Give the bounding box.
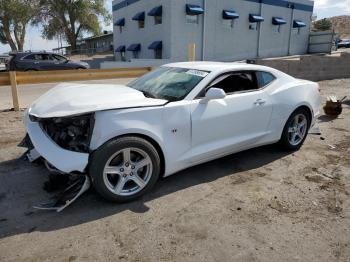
[127,67,209,101]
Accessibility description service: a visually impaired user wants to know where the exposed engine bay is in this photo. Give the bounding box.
[38,113,95,153]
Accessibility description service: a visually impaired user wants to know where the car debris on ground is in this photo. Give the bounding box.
[18,134,91,212]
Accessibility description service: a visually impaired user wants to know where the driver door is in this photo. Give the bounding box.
[189,71,273,163]
[50,54,68,70]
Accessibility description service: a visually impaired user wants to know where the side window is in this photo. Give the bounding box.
[23,54,36,60]
[42,54,53,60]
[211,71,259,94]
[256,71,276,88]
[52,55,67,61]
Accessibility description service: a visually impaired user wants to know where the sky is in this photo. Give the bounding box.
[1,0,350,53]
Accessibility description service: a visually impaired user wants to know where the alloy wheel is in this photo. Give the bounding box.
[288,114,308,146]
[102,147,153,196]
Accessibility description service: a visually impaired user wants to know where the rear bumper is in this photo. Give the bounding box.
[25,110,89,173]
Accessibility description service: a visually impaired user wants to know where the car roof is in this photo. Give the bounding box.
[164,61,279,74]
[10,51,57,56]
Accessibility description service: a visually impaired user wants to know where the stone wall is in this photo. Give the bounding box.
[257,52,350,81]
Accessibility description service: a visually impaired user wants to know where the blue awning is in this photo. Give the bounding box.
[186,4,204,15]
[222,10,239,20]
[132,12,145,21]
[249,14,264,23]
[148,41,162,50]
[272,17,286,25]
[115,45,125,52]
[293,20,306,28]
[114,18,125,26]
[148,6,162,16]
[127,44,141,52]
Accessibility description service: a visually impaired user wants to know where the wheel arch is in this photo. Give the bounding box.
[279,104,314,140]
[296,105,313,124]
[92,132,166,178]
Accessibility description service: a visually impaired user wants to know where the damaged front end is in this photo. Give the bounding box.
[22,112,95,212]
[37,113,95,154]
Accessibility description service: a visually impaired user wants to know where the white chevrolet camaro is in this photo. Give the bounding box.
[24,62,321,202]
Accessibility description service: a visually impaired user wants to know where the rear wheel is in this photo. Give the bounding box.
[279,108,310,150]
[89,137,161,202]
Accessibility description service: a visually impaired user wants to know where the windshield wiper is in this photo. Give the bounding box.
[141,90,157,99]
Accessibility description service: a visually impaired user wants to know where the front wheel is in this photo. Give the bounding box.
[279,108,310,150]
[89,137,161,202]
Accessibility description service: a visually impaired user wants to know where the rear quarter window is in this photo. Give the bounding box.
[257,71,276,88]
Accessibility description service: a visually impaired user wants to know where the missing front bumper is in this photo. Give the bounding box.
[24,111,89,173]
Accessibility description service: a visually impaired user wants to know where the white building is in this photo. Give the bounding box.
[112,0,314,62]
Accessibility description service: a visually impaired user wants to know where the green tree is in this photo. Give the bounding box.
[39,0,111,51]
[313,18,333,31]
[0,0,40,51]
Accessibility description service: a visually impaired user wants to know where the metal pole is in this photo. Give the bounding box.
[257,1,263,58]
[201,0,207,61]
[288,6,295,56]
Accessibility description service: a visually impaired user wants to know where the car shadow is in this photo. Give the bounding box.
[0,144,291,239]
[318,114,339,123]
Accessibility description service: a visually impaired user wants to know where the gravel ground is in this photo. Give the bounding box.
[0,79,349,262]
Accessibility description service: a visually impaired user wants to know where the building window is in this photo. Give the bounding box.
[273,25,281,33]
[223,19,234,28]
[132,12,145,29]
[272,17,286,34]
[249,23,258,30]
[292,28,301,35]
[222,10,239,28]
[249,14,264,31]
[138,20,145,28]
[155,49,162,59]
[154,15,162,25]
[185,4,203,24]
[120,52,126,61]
[293,20,306,35]
[127,44,141,59]
[149,41,162,59]
[148,6,162,25]
[186,15,198,24]
[115,18,125,33]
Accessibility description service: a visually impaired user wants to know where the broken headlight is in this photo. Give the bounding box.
[39,114,95,153]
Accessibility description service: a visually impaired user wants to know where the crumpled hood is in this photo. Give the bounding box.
[28,83,168,118]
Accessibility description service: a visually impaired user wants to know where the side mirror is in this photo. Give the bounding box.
[201,87,226,103]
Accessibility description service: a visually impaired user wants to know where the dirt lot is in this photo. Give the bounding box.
[0,79,349,262]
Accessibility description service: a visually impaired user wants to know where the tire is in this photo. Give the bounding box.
[89,136,161,202]
[279,108,311,151]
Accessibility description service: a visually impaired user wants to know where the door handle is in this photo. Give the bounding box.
[254,99,266,106]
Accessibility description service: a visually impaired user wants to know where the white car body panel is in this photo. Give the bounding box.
[28,83,167,118]
[24,62,322,177]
